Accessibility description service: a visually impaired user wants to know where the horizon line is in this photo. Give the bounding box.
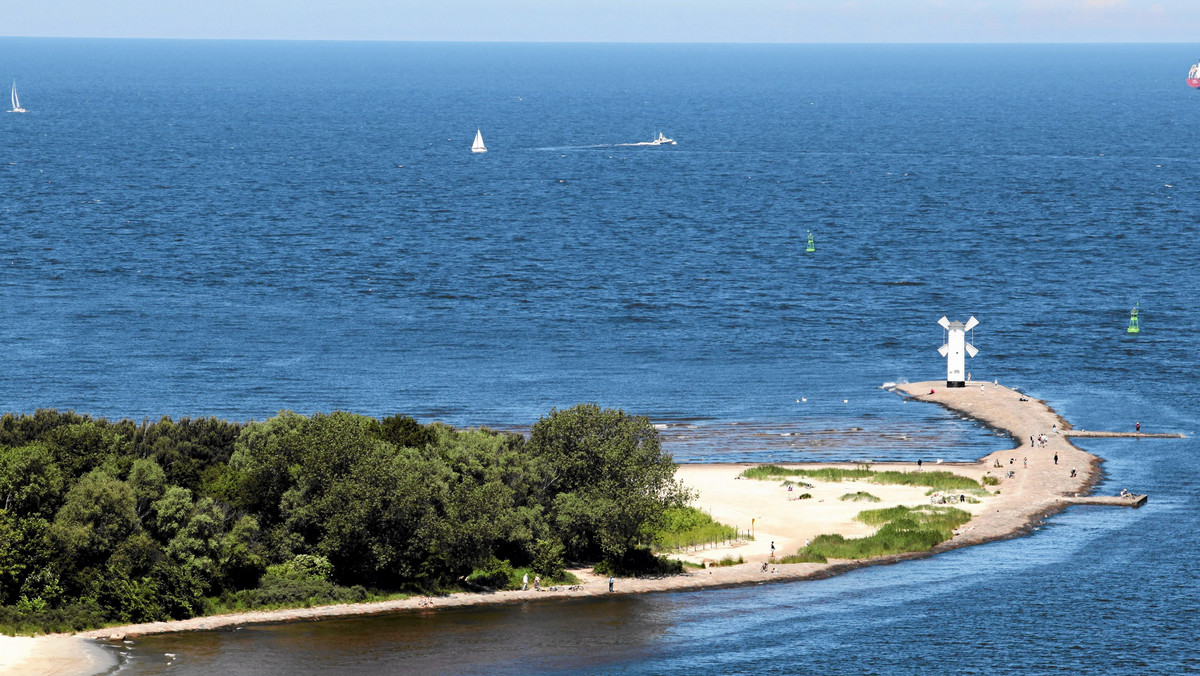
[3,35,1200,46]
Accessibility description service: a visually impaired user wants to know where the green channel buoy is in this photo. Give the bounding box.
[806,230,815,253]
[1127,304,1140,334]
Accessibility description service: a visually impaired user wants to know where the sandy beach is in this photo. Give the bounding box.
[0,635,114,676]
[9,380,1146,674]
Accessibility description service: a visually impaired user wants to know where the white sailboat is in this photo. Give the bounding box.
[8,80,26,113]
[471,129,487,153]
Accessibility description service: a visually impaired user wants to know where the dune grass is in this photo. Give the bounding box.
[840,491,881,502]
[780,505,971,563]
[925,486,990,496]
[780,551,828,564]
[647,506,740,552]
[780,479,814,489]
[740,464,980,491]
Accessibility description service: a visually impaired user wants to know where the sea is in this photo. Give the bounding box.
[2,39,1198,673]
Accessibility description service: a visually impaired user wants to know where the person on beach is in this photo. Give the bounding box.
[1070,468,1077,478]
[1136,421,1141,433]
[534,575,541,591]
[523,573,529,590]
[967,372,972,382]
[770,541,776,558]
[917,458,923,470]
[1023,457,1028,468]
[1054,453,1059,465]
[608,576,615,592]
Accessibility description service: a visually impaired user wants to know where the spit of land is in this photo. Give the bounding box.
[10,380,1165,676]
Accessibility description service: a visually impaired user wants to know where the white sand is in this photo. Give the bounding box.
[0,635,113,676]
[675,461,991,564]
[0,636,37,673]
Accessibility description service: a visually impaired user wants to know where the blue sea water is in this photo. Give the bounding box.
[2,39,1199,673]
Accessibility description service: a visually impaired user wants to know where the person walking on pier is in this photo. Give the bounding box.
[1136,421,1141,433]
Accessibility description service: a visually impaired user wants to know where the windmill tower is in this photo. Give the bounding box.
[937,316,978,387]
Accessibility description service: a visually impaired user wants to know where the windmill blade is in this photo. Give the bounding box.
[964,316,979,332]
[965,343,979,358]
[938,344,950,357]
[938,316,950,329]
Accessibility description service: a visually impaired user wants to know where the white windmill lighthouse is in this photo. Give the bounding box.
[937,316,978,387]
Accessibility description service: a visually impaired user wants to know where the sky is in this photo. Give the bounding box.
[4,0,1200,43]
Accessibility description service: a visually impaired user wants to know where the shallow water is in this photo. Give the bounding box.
[3,39,1198,673]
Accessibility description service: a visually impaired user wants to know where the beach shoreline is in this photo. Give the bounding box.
[10,380,1124,674]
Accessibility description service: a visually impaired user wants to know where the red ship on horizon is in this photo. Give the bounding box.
[1189,60,1200,88]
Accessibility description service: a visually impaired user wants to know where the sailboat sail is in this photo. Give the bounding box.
[471,129,487,153]
[9,80,26,113]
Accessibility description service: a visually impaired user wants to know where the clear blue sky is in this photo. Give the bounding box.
[5,0,1200,42]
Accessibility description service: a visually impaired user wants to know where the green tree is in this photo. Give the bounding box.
[0,511,54,605]
[218,515,265,588]
[49,470,140,570]
[43,422,125,479]
[525,404,691,562]
[0,443,65,518]
[164,497,226,589]
[226,411,308,523]
[281,412,449,586]
[379,414,435,450]
[127,458,166,519]
[152,486,195,540]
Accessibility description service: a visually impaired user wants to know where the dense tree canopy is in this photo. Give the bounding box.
[0,404,685,631]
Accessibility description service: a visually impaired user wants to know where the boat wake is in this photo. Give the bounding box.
[534,133,676,150]
[617,132,676,147]
[531,144,616,151]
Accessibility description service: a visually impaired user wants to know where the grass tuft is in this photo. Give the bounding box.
[740,465,980,491]
[785,505,971,562]
[647,506,740,552]
[779,551,828,564]
[840,491,881,502]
